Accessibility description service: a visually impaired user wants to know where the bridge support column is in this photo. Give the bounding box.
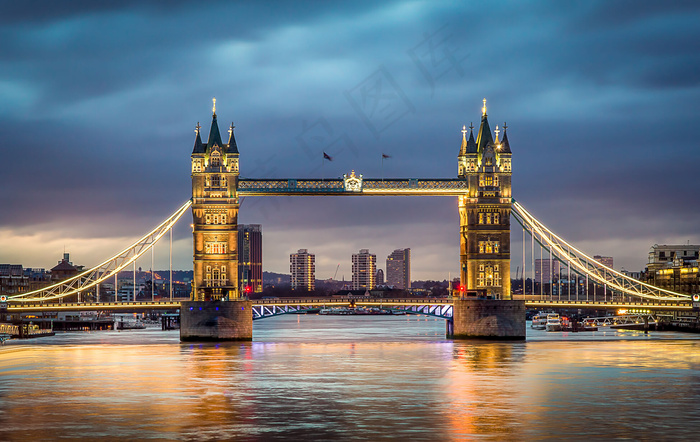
[448,299,526,340]
[180,300,252,341]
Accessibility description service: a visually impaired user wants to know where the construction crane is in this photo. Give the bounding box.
[332,264,340,280]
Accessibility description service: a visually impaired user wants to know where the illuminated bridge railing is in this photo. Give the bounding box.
[512,200,691,302]
[237,178,469,196]
[2,298,692,314]
[251,298,454,320]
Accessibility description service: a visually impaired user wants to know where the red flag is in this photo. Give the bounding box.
[323,152,333,161]
[382,153,391,159]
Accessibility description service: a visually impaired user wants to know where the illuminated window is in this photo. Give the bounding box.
[494,213,500,224]
[479,242,484,253]
[478,213,484,224]
[479,264,484,271]
[478,272,484,286]
[486,213,492,224]
[205,214,211,224]
[211,152,221,167]
[211,175,220,187]
[485,266,493,286]
[212,269,220,286]
[214,214,220,224]
[221,214,227,224]
[494,242,499,253]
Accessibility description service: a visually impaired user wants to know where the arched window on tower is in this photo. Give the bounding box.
[211,152,221,167]
[212,268,220,287]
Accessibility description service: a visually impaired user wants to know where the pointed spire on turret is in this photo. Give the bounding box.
[206,98,223,150]
[475,99,494,152]
[459,125,468,156]
[227,122,238,154]
[466,122,477,153]
[192,122,205,154]
[500,122,511,153]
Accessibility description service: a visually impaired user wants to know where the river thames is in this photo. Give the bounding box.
[1,314,699,440]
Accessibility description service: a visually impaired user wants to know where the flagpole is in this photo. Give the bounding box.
[381,154,384,182]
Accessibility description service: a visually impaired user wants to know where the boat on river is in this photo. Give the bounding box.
[531,313,548,330]
[117,320,147,330]
[545,314,562,332]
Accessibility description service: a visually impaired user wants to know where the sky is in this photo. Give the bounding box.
[1,0,699,281]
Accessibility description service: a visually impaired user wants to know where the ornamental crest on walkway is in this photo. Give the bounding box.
[343,170,363,192]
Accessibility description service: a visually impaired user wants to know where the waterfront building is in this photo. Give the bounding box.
[238,224,263,293]
[352,249,376,290]
[535,259,561,284]
[117,283,144,302]
[24,268,51,292]
[290,249,315,291]
[644,244,700,295]
[594,255,614,269]
[0,264,28,296]
[386,248,411,289]
[51,253,83,282]
[647,244,699,272]
[376,269,384,285]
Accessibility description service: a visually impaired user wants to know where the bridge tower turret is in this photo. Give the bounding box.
[190,99,241,301]
[458,99,512,300]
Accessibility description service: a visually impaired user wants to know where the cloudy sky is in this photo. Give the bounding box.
[1,0,699,281]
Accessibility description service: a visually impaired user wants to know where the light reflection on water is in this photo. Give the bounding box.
[1,315,699,440]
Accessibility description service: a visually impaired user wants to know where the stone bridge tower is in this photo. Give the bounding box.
[457,99,512,299]
[190,99,241,301]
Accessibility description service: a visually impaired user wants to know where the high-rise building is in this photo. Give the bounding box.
[386,248,411,289]
[290,249,315,291]
[376,269,384,285]
[594,255,613,269]
[457,100,512,299]
[238,224,263,293]
[535,259,561,284]
[352,249,376,290]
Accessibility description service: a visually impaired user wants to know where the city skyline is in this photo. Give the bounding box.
[1,1,699,281]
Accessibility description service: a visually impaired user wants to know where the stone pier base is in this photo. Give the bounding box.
[180,300,253,341]
[448,299,526,340]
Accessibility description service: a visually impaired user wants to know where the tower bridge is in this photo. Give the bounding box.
[6,99,693,340]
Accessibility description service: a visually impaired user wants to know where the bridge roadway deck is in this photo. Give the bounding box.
[4,298,692,313]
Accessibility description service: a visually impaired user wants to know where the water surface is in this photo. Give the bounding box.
[1,315,699,440]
